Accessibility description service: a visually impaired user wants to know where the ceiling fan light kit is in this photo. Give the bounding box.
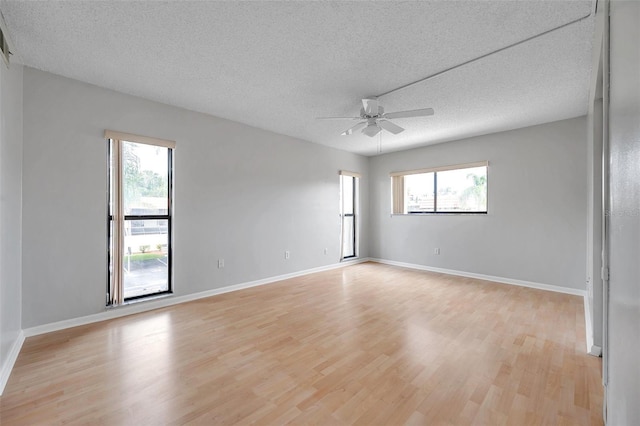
[362,123,382,137]
[317,97,435,138]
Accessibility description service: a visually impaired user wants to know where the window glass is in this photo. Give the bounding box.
[342,176,354,215]
[405,173,435,213]
[123,219,169,299]
[342,216,355,258]
[436,166,487,212]
[122,141,169,215]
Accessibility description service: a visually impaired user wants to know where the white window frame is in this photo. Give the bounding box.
[390,161,488,215]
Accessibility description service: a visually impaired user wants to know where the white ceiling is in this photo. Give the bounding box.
[2,1,595,156]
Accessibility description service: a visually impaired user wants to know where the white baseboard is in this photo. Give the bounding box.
[584,297,603,357]
[589,345,602,357]
[23,257,370,338]
[584,294,595,353]
[369,258,587,296]
[0,330,25,395]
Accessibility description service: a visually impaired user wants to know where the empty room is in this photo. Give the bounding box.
[0,0,638,425]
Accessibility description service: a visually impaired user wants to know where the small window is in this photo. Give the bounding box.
[391,162,488,214]
[340,171,360,259]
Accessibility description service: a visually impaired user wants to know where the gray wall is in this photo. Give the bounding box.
[22,68,368,328]
[369,117,587,289]
[0,63,23,371]
[607,1,640,423]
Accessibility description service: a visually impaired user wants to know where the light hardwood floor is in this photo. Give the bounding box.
[1,262,602,425]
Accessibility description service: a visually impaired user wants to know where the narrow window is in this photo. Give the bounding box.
[340,171,359,259]
[107,131,175,305]
[391,161,488,214]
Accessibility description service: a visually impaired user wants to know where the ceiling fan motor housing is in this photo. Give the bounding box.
[360,105,384,119]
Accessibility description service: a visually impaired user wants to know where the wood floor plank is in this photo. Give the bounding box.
[0,262,603,425]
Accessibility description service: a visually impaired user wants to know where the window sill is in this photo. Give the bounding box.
[107,291,174,309]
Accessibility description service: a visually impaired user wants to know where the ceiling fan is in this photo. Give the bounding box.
[317,98,434,137]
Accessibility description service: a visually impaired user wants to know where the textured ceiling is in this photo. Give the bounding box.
[2,1,595,156]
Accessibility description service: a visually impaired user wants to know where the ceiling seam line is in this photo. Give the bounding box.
[376,12,593,99]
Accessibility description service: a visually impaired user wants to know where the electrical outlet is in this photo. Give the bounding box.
[324,248,328,255]
[434,248,440,255]
[218,259,224,269]
[285,250,290,260]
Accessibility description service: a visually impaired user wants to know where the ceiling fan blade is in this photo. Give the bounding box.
[383,108,435,120]
[341,122,366,136]
[316,116,362,120]
[378,120,405,135]
[362,124,382,137]
[362,98,379,116]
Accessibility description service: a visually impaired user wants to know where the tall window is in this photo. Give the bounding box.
[391,161,488,214]
[107,131,175,305]
[340,171,359,259]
